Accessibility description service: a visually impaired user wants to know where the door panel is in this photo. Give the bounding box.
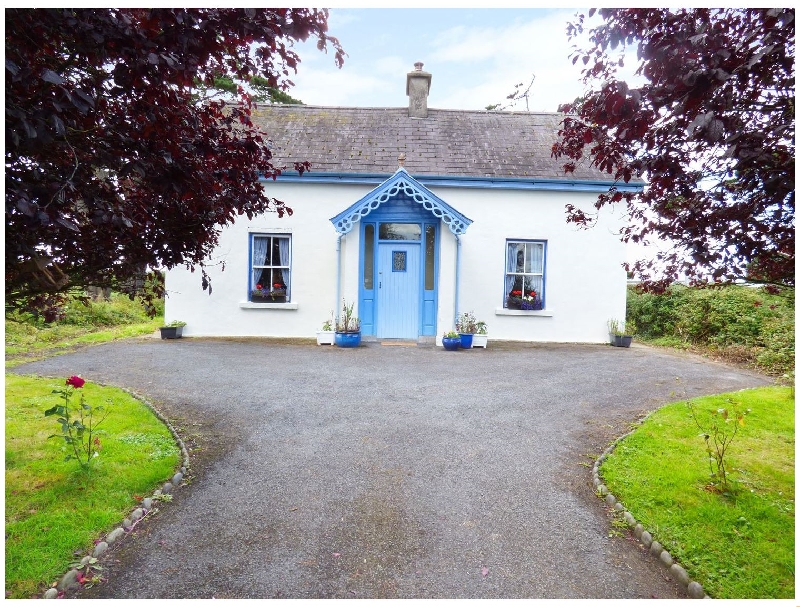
[377,243,420,339]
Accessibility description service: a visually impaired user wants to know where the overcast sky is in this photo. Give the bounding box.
[288,8,593,113]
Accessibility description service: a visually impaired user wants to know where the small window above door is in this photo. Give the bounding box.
[379,223,421,241]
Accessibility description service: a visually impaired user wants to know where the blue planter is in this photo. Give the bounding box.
[459,333,474,348]
[442,337,461,351]
[335,332,361,348]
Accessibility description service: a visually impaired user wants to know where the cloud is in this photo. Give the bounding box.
[428,10,587,111]
[287,8,642,112]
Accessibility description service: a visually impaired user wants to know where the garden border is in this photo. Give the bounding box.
[42,387,190,599]
[592,428,708,600]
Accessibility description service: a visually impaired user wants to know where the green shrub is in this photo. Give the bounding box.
[627,285,794,377]
[60,293,157,327]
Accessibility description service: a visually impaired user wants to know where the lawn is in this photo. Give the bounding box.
[5,374,181,598]
[600,386,794,599]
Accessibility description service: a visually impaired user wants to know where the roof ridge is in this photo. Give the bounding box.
[247,102,563,117]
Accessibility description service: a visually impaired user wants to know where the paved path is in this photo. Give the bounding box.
[14,338,769,598]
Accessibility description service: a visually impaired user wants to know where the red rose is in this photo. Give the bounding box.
[529,291,536,297]
[255,284,262,290]
[273,283,282,288]
[511,290,522,296]
[66,376,85,389]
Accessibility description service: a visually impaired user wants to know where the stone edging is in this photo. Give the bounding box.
[42,389,190,599]
[592,430,709,600]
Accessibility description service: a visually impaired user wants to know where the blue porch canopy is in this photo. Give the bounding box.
[329,168,472,235]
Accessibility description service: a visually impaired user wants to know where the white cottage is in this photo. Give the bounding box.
[165,64,642,344]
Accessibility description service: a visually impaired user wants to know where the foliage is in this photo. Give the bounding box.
[443,330,460,339]
[687,401,749,492]
[335,300,360,333]
[600,386,794,598]
[476,321,488,335]
[455,311,478,334]
[552,9,794,289]
[6,9,344,319]
[251,282,287,300]
[44,376,109,470]
[5,374,180,598]
[607,318,630,336]
[6,291,163,367]
[506,290,543,310]
[164,320,186,327]
[198,73,304,105]
[626,284,794,376]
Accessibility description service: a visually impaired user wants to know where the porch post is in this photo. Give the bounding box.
[454,234,462,326]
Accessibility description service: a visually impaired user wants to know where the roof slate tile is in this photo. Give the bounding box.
[249,105,613,181]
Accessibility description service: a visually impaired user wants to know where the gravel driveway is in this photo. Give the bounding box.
[14,338,769,599]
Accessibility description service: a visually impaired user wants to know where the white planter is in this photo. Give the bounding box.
[472,334,488,348]
[316,330,335,345]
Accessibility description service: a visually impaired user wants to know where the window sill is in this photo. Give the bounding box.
[239,301,298,310]
[494,307,553,317]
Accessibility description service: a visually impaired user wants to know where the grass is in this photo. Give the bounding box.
[600,386,794,599]
[5,293,162,368]
[5,374,181,598]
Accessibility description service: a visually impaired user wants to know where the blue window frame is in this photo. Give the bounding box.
[505,240,545,310]
[250,234,291,301]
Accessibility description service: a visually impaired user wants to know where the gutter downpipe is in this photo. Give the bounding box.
[454,234,462,327]
[335,233,343,325]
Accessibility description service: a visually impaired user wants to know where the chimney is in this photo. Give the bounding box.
[406,62,431,118]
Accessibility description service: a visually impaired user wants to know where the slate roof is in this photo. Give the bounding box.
[249,104,611,182]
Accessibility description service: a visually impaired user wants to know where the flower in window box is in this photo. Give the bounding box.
[506,290,543,310]
[251,284,287,301]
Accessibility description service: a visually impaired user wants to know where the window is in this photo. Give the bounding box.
[505,240,545,310]
[250,234,291,301]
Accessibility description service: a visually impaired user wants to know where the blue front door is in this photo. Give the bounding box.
[376,243,420,339]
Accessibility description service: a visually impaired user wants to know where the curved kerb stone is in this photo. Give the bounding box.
[593,428,708,599]
[43,388,190,599]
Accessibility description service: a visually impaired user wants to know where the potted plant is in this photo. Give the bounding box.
[334,300,361,348]
[608,318,633,348]
[506,289,543,310]
[250,282,287,303]
[159,320,186,339]
[455,311,478,348]
[441,330,461,351]
[472,321,488,348]
[316,313,335,345]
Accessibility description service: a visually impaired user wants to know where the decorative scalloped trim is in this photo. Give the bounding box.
[331,169,472,235]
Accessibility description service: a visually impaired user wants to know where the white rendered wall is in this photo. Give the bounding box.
[165,181,372,337]
[165,180,627,343]
[439,185,627,344]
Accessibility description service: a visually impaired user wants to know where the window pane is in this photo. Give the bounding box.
[514,243,525,272]
[504,240,545,310]
[527,242,544,273]
[251,234,291,301]
[363,224,374,290]
[253,236,269,266]
[392,251,407,272]
[379,223,421,240]
[424,225,435,290]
